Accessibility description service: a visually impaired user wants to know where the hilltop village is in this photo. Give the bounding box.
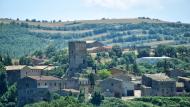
[2,40,190,106]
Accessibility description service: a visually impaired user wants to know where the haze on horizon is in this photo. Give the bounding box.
[0,0,190,23]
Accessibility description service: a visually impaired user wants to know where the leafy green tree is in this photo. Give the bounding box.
[155,45,166,57]
[33,50,43,58]
[78,90,85,103]
[90,91,104,106]
[97,69,111,79]
[45,45,56,58]
[132,62,140,75]
[88,73,95,88]
[0,84,17,105]
[138,48,150,58]
[0,63,8,96]
[166,46,177,58]
[19,56,32,65]
[109,45,122,58]
[155,45,177,58]
[183,32,190,37]
[52,49,68,65]
[177,46,187,56]
[47,65,68,77]
[122,52,136,64]
[3,54,12,66]
[86,54,95,67]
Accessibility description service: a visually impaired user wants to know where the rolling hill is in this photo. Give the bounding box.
[0,18,190,57]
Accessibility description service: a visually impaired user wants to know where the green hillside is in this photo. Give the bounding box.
[0,18,190,57]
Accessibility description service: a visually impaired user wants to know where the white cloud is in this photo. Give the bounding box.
[82,0,163,10]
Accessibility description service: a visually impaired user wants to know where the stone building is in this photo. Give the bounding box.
[17,76,62,106]
[109,68,142,90]
[141,73,176,96]
[5,65,56,84]
[63,77,89,90]
[6,65,41,84]
[62,76,90,101]
[99,77,134,98]
[28,65,56,75]
[178,76,190,92]
[68,41,87,76]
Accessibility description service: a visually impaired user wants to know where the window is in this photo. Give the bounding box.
[54,83,56,86]
[38,83,40,86]
[111,83,114,86]
[45,83,47,86]
[26,83,29,88]
[162,89,164,94]
[83,59,85,64]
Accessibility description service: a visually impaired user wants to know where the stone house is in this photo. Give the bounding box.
[5,65,41,84]
[178,76,190,92]
[109,68,142,90]
[63,77,89,90]
[141,73,176,96]
[99,77,134,98]
[5,65,56,84]
[28,65,56,75]
[17,76,62,106]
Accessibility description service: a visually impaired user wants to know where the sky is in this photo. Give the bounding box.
[0,0,190,23]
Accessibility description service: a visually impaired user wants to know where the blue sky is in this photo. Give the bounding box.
[0,0,190,23]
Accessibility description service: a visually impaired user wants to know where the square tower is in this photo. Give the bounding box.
[68,41,87,76]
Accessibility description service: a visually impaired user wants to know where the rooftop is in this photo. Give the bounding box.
[144,73,173,81]
[28,66,48,70]
[5,65,27,71]
[28,76,61,81]
[86,40,95,44]
[178,76,190,81]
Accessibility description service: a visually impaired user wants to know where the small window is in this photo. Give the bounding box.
[83,59,85,64]
[111,83,114,86]
[162,89,164,94]
[45,83,47,86]
[38,83,40,86]
[54,83,56,86]
[26,83,29,88]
